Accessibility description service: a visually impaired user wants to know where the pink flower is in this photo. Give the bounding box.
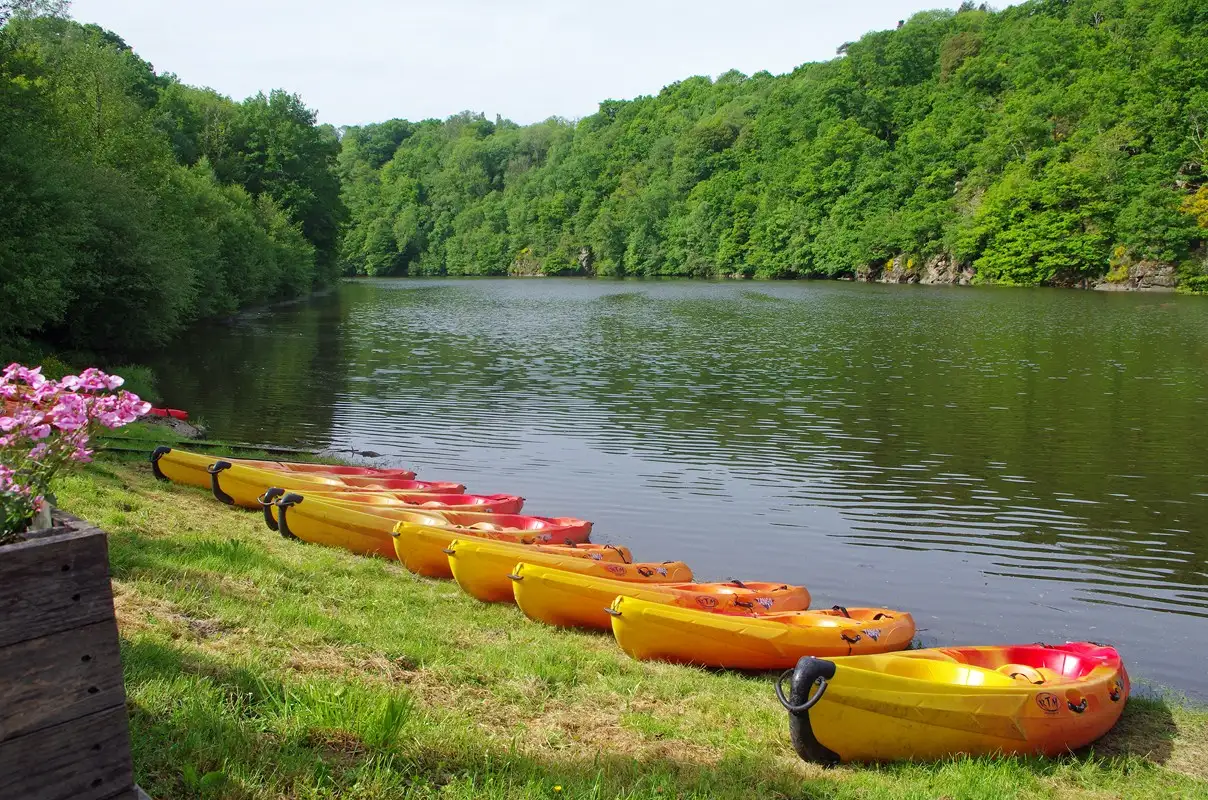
[2,363,46,388]
[49,394,88,432]
[28,442,49,460]
[27,424,51,440]
[66,368,124,392]
[0,416,15,433]
[30,380,62,403]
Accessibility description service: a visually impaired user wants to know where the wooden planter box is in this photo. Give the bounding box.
[0,513,138,800]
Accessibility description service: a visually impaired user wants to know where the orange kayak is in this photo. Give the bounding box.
[610,598,915,669]
[511,563,810,630]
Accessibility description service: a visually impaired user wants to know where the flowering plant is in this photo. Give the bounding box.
[1,363,150,543]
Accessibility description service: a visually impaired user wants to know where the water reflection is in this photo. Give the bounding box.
[152,278,1208,696]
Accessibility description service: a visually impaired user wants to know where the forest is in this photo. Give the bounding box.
[2,0,1208,358]
[339,0,1208,290]
[0,2,344,358]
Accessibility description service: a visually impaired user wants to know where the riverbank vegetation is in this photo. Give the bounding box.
[53,446,1208,798]
[0,3,344,359]
[4,0,1208,366]
[338,0,1208,290]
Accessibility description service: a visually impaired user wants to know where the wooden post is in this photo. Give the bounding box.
[0,517,137,800]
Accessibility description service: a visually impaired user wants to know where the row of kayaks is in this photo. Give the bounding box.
[149,447,1130,763]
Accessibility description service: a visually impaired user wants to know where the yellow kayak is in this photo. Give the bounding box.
[609,596,914,669]
[150,448,463,509]
[445,537,693,604]
[391,524,613,579]
[149,445,416,483]
[777,642,1129,764]
[510,562,810,630]
[264,492,591,560]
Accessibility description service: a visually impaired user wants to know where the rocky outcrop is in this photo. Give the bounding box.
[918,255,975,285]
[1093,260,1177,292]
[856,254,973,285]
[856,257,916,283]
[577,246,593,274]
[508,250,543,276]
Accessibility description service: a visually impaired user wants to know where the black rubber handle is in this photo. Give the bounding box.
[150,446,171,481]
[259,487,285,531]
[780,656,840,767]
[207,461,234,504]
[274,493,304,540]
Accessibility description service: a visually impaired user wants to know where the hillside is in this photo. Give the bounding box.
[338,0,1208,290]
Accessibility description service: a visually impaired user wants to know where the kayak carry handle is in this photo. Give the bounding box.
[507,573,523,582]
[274,493,304,540]
[150,446,171,481]
[1068,698,1088,714]
[206,460,234,505]
[259,487,286,531]
[603,607,622,617]
[780,656,840,767]
[729,578,748,588]
[442,548,455,556]
[832,605,851,618]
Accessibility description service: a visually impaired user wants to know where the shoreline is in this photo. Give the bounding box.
[343,270,1195,294]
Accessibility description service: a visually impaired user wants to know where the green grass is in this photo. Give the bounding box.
[53,456,1208,799]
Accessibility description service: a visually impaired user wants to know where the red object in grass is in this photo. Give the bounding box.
[148,407,189,420]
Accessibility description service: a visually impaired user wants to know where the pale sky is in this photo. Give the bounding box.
[71,1,991,127]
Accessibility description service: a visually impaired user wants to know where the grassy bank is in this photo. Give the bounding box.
[54,454,1208,799]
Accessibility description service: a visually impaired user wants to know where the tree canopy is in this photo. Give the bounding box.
[337,0,1208,288]
[0,11,344,355]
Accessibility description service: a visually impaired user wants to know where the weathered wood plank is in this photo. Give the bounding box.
[0,527,116,649]
[0,619,126,742]
[0,706,134,800]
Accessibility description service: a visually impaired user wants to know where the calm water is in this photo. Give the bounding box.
[150,279,1208,697]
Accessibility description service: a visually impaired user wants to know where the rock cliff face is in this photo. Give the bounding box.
[919,255,975,285]
[1093,261,1178,292]
[508,251,543,276]
[855,255,974,285]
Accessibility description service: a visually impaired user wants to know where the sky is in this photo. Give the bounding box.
[72,0,990,127]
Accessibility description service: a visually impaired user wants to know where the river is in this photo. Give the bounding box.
[149,278,1208,697]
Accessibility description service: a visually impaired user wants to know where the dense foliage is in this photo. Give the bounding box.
[0,8,344,355]
[4,0,1207,362]
[338,0,1208,287]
